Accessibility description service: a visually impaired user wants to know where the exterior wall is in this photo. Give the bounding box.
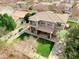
[29,20,64,32]
[26,20,64,42]
[28,20,54,39]
[26,27,51,39]
[29,20,55,31]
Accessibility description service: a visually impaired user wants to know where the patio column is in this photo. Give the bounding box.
[36,21,38,35]
[29,21,31,32]
[36,21,38,27]
[46,21,48,27]
[52,23,55,33]
[50,33,52,39]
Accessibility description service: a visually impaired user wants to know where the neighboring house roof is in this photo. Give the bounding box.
[12,10,27,20]
[72,4,79,17]
[16,1,26,4]
[29,11,69,23]
[32,2,50,11]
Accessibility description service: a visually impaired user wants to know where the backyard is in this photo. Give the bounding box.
[36,38,54,57]
[0,30,54,59]
[18,33,54,58]
[17,33,54,58]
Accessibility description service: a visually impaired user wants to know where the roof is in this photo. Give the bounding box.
[12,10,27,20]
[0,6,14,15]
[16,1,26,4]
[29,11,69,23]
[32,3,49,11]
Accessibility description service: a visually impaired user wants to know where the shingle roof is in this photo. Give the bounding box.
[29,11,69,23]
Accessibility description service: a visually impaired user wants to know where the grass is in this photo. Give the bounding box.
[36,38,54,57]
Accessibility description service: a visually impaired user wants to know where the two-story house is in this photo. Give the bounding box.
[25,11,69,42]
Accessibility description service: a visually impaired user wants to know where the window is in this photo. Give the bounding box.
[47,22,52,28]
[30,21,36,26]
[56,22,61,27]
[38,21,45,27]
[31,27,37,34]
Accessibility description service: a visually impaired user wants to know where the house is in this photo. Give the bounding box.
[31,0,73,13]
[32,2,52,11]
[12,10,27,20]
[25,11,69,42]
[50,0,73,14]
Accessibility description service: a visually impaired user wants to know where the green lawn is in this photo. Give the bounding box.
[36,38,54,57]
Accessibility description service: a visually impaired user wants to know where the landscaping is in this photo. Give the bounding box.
[0,13,17,37]
[36,38,54,57]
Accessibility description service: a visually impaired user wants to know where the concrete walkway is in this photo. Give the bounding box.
[48,42,64,59]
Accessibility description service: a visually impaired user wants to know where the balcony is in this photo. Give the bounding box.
[25,29,57,42]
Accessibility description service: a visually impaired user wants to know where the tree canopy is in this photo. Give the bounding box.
[56,20,79,59]
[0,13,16,31]
[24,12,36,23]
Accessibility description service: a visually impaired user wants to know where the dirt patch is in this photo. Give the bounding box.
[0,42,30,59]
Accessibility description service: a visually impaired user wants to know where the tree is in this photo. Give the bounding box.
[56,30,69,41]
[24,12,36,23]
[64,20,79,59]
[0,13,16,31]
[57,20,79,59]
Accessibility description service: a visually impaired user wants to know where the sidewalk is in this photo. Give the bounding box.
[48,43,59,59]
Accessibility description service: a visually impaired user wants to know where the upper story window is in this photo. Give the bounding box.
[47,22,52,28]
[38,21,46,27]
[30,21,36,26]
[56,22,62,27]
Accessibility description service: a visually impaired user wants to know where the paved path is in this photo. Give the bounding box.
[7,24,30,43]
[0,23,30,43]
[48,43,59,59]
[48,42,64,59]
